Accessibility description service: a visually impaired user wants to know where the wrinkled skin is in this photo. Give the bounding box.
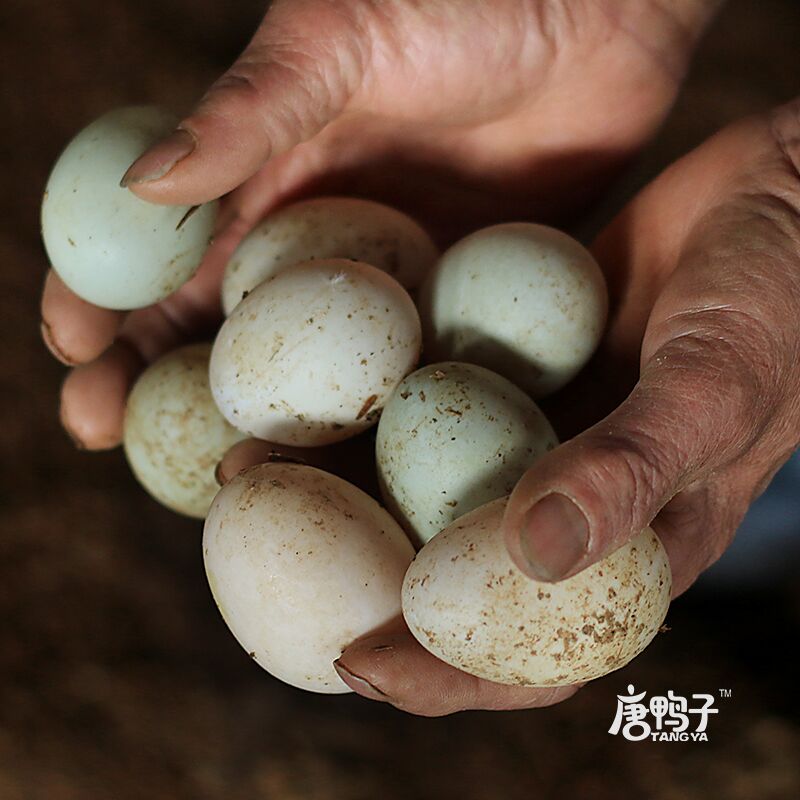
[41,0,800,715]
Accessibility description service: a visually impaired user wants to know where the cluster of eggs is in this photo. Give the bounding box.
[42,107,671,694]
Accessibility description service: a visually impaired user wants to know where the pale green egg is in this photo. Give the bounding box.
[377,362,557,545]
[41,106,217,309]
[419,223,607,398]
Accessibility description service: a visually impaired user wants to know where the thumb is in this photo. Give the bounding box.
[504,102,800,588]
[502,331,761,585]
[120,0,364,204]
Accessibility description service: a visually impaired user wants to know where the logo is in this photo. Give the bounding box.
[608,684,725,742]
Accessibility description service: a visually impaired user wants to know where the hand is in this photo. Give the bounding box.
[40,0,718,448]
[333,99,800,715]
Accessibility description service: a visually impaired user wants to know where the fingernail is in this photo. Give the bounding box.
[41,319,76,365]
[333,660,391,702]
[120,128,195,187]
[519,493,589,582]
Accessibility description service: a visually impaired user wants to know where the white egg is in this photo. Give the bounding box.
[203,462,415,693]
[41,106,217,310]
[210,259,422,446]
[221,196,438,315]
[123,343,245,518]
[376,362,557,545]
[402,498,671,687]
[419,223,608,397]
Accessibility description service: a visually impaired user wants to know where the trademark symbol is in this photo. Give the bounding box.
[719,688,732,699]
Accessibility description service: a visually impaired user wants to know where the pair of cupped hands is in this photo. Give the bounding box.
[41,0,800,715]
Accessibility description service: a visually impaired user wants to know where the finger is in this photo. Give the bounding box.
[57,240,228,450]
[335,618,578,716]
[217,433,379,498]
[41,271,124,365]
[60,341,143,450]
[121,0,364,205]
[60,308,208,451]
[505,285,793,588]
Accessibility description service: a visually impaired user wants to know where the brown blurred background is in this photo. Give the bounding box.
[1,1,799,798]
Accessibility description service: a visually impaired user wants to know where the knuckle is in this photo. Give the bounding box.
[575,426,679,535]
[724,191,800,258]
[199,1,365,134]
[650,316,784,459]
[209,68,261,104]
[201,51,333,144]
[769,97,800,196]
[264,0,366,93]
[593,0,699,84]
[651,164,800,450]
[523,0,581,57]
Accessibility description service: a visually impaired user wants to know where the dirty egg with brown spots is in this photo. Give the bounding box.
[40,106,217,309]
[402,498,671,686]
[419,223,608,398]
[376,362,557,545]
[203,463,415,693]
[221,196,438,315]
[210,259,422,446]
[123,343,245,518]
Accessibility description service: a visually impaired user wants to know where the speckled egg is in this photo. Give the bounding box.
[221,196,438,315]
[123,343,245,518]
[402,498,671,686]
[203,462,415,693]
[419,223,608,397]
[210,259,422,446]
[41,106,217,309]
[376,362,557,545]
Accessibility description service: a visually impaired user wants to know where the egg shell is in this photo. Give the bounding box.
[376,362,557,545]
[203,462,415,692]
[419,223,608,397]
[221,196,438,315]
[123,343,245,518]
[41,106,217,310]
[402,498,671,687]
[210,259,422,446]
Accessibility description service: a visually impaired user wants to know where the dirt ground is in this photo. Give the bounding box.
[1,1,799,798]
